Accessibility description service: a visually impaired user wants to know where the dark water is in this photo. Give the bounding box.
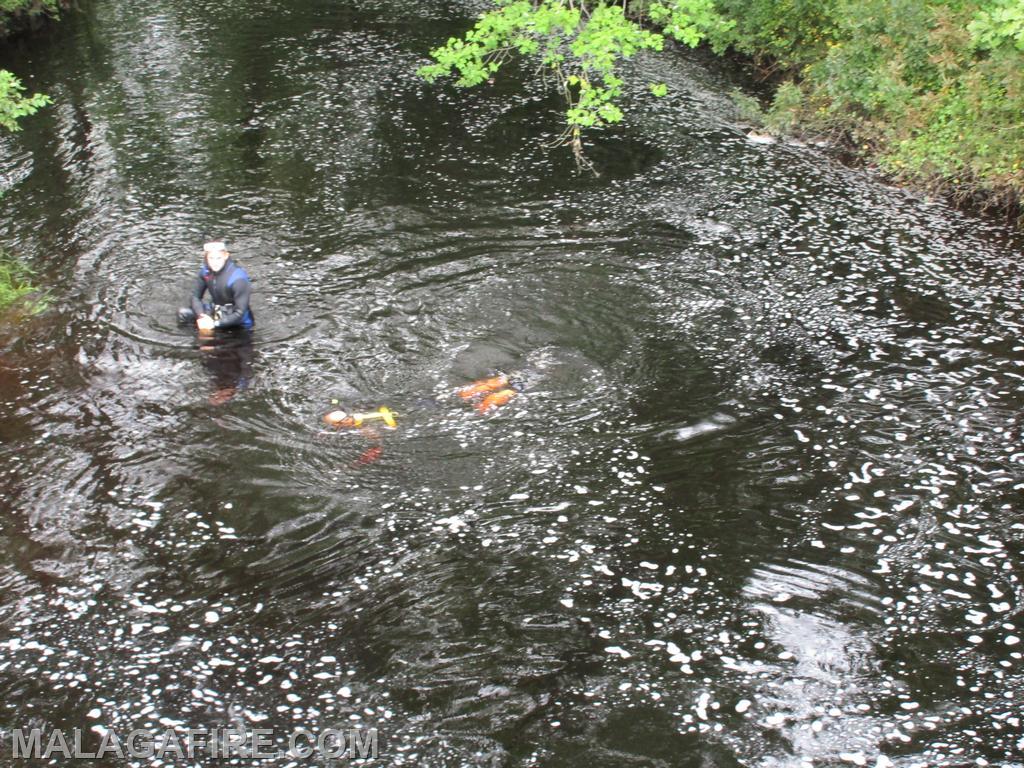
[1,1,1023,765]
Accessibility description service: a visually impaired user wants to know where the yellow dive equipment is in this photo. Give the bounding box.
[323,406,397,429]
[354,406,397,428]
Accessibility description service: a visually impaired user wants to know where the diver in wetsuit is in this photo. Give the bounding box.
[178,241,256,405]
[177,241,254,332]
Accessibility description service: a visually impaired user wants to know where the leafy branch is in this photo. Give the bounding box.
[969,0,1024,52]
[419,0,730,169]
[0,69,51,132]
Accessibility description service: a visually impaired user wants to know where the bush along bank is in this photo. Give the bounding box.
[0,0,65,131]
[420,1,1023,225]
[0,253,46,316]
[0,0,64,37]
[0,2,59,322]
[718,0,1024,225]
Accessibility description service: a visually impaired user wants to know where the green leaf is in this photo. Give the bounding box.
[0,70,50,132]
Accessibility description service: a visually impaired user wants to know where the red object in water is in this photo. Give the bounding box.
[354,445,383,466]
[208,387,237,406]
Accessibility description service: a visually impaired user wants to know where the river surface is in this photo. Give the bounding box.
[0,1,1023,765]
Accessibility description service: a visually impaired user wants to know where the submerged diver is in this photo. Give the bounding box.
[177,241,254,332]
[319,373,521,467]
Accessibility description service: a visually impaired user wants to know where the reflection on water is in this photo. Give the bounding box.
[197,332,255,406]
[0,0,1023,765]
[743,561,885,767]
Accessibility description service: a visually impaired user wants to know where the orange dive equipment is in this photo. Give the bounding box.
[457,373,521,414]
[476,388,517,413]
[456,374,509,400]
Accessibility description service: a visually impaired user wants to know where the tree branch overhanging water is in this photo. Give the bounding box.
[419,0,1024,224]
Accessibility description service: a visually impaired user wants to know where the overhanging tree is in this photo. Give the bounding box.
[418,0,733,170]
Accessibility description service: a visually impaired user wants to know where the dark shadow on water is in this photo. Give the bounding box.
[196,330,256,406]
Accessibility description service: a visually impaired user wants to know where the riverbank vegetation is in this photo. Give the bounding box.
[421,0,1024,223]
[725,0,1023,222]
[0,2,56,319]
[0,253,45,315]
[0,0,59,131]
[0,0,59,35]
[0,68,50,131]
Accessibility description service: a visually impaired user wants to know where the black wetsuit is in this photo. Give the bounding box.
[187,258,254,330]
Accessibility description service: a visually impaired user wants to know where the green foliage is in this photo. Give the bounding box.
[969,0,1024,50]
[419,1,568,88]
[648,0,735,51]
[0,254,47,315]
[0,0,58,10]
[419,1,736,163]
[730,81,803,135]
[764,81,804,134]
[423,0,1024,212]
[791,0,933,123]
[880,51,1024,187]
[710,0,839,68]
[0,0,60,36]
[0,69,50,131]
[419,1,667,135]
[564,4,663,128]
[0,1,58,132]
[716,0,1024,215]
[730,88,765,124]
